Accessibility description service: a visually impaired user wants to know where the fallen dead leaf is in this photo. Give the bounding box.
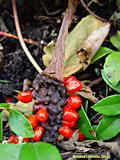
[43,15,110,76]
[76,83,98,103]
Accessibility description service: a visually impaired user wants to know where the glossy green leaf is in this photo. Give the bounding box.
[110,31,120,50]
[9,110,34,137]
[103,51,120,87]
[83,100,89,113]
[33,142,61,160]
[0,103,10,110]
[0,112,3,141]
[19,143,36,160]
[0,144,22,160]
[77,106,96,140]
[91,47,113,64]
[92,95,120,116]
[0,142,61,160]
[102,70,120,93]
[96,116,120,140]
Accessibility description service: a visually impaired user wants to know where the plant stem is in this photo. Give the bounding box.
[0,31,39,46]
[45,0,78,81]
[80,0,106,22]
[12,0,43,73]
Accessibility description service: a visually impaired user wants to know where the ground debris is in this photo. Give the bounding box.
[58,140,120,160]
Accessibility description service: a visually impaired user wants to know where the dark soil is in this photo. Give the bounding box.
[0,0,119,159]
[0,0,117,99]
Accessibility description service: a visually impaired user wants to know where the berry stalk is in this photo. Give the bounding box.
[44,0,78,81]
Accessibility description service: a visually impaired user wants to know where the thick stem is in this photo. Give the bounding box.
[45,0,78,81]
[12,0,43,73]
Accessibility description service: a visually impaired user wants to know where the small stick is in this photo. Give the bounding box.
[80,0,107,22]
[41,0,61,16]
[12,0,43,73]
[0,31,39,46]
[88,77,102,88]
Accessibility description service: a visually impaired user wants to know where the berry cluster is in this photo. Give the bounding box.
[58,76,84,140]
[8,75,85,144]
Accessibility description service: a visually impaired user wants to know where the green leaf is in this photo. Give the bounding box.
[91,47,113,64]
[110,31,120,50]
[96,116,120,140]
[9,109,34,137]
[103,51,120,87]
[32,142,61,160]
[19,143,36,160]
[0,144,22,160]
[92,95,120,116]
[0,142,61,160]
[83,100,89,113]
[0,112,3,141]
[0,103,10,110]
[77,106,96,140]
[102,70,120,93]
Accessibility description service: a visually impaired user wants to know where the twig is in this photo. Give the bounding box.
[87,0,106,7]
[12,0,43,73]
[88,77,102,88]
[41,0,61,16]
[80,0,107,22]
[0,31,39,46]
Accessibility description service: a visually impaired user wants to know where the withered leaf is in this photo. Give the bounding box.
[76,83,98,103]
[10,100,34,117]
[43,15,110,76]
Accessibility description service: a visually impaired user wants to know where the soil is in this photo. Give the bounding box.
[0,0,119,159]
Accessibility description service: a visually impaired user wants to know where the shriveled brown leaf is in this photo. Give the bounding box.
[69,129,79,142]
[77,23,110,71]
[2,109,9,121]
[10,100,34,117]
[76,83,98,103]
[43,15,110,76]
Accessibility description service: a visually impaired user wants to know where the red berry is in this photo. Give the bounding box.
[36,108,48,122]
[63,76,76,85]
[23,137,30,142]
[17,90,32,103]
[63,106,78,122]
[66,80,82,93]
[33,104,44,113]
[8,136,19,144]
[62,120,76,128]
[32,126,44,142]
[79,131,85,142]
[67,95,82,109]
[28,115,38,128]
[58,126,73,139]
[6,97,11,103]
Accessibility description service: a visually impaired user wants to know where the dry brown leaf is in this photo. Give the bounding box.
[43,15,110,76]
[76,83,98,103]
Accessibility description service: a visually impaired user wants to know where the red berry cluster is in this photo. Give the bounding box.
[58,76,85,140]
[8,76,85,143]
[27,107,48,142]
[17,90,48,142]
